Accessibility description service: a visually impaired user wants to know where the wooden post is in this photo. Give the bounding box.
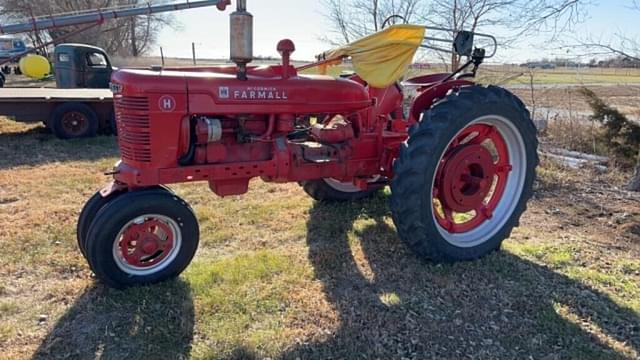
[192,42,197,65]
[160,47,165,66]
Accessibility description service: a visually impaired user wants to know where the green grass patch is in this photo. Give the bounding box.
[0,322,17,343]
[0,299,20,316]
[186,251,310,359]
[618,260,640,275]
[379,292,402,307]
[506,242,578,268]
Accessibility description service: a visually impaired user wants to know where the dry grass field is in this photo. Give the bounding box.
[0,111,639,359]
[478,65,640,86]
[0,61,639,358]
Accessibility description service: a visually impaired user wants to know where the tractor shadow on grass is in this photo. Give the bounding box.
[0,125,117,169]
[282,194,640,359]
[33,279,194,360]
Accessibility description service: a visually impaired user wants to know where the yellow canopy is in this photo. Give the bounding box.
[318,25,426,88]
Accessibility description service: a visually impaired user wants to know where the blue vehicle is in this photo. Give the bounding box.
[0,35,28,60]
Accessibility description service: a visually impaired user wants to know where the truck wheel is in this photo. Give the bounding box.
[301,178,381,201]
[50,102,99,139]
[85,189,199,288]
[390,86,538,262]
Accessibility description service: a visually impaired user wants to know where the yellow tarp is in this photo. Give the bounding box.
[318,25,426,88]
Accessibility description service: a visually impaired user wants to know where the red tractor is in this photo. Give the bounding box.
[78,1,538,288]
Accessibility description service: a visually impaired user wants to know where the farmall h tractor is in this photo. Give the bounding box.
[78,0,538,288]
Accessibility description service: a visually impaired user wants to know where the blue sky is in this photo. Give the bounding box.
[156,0,638,63]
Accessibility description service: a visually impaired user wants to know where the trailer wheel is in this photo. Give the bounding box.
[50,102,99,139]
[85,189,199,288]
[390,86,538,262]
[301,178,382,201]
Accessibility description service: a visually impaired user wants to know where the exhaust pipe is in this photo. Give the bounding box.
[230,0,253,80]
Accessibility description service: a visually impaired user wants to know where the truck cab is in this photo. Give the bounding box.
[0,35,28,61]
[54,44,114,89]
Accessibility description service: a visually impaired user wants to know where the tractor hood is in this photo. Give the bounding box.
[111,67,373,115]
[111,69,188,96]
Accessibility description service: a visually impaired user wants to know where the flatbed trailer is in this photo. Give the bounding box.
[0,87,114,138]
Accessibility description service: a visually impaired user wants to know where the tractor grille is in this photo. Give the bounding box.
[115,96,152,163]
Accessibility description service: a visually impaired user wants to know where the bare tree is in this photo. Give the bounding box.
[575,36,640,64]
[425,0,517,69]
[323,0,588,68]
[0,0,174,57]
[322,0,424,45]
[425,0,586,68]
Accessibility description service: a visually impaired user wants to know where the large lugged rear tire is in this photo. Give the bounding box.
[390,85,538,262]
[85,189,199,288]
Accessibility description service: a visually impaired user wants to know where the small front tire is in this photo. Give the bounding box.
[77,189,125,258]
[85,189,199,288]
[77,186,173,259]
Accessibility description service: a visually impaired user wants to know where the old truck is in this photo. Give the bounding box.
[78,0,539,289]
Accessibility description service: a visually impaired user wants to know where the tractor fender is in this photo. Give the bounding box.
[99,180,129,198]
[408,79,475,124]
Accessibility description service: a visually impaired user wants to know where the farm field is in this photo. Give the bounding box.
[0,114,639,359]
[477,65,640,86]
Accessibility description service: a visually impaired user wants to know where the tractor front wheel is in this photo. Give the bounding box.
[77,186,173,259]
[84,188,199,288]
[390,86,538,262]
[77,189,125,259]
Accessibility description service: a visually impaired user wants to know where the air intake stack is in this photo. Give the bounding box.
[230,0,253,80]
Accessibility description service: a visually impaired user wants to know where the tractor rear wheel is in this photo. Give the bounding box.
[301,178,381,201]
[390,85,538,262]
[84,188,199,288]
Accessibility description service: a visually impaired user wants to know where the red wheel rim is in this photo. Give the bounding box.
[61,111,89,136]
[433,123,513,234]
[115,216,179,272]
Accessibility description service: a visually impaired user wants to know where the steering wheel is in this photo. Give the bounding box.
[381,15,407,29]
